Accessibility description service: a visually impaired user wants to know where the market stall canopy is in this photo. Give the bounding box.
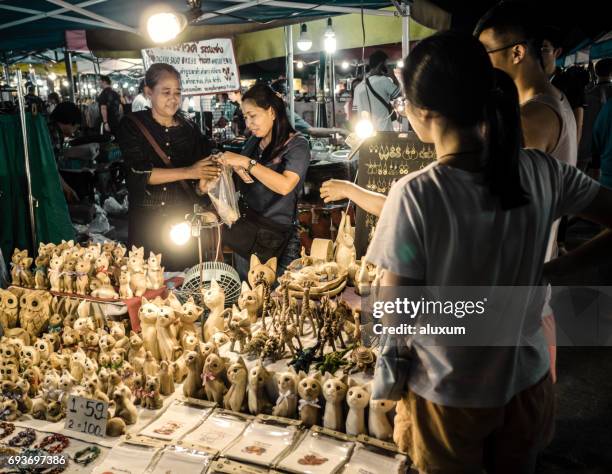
[74,57,144,74]
[0,0,450,57]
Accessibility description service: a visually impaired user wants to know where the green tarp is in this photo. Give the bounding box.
[0,113,74,267]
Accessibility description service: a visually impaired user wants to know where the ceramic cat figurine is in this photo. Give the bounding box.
[202,353,227,404]
[346,381,371,436]
[272,367,298,419]
[247,361,272,415]
[238,281,262,324]
[297,371,322,427]
[156,306,181,361]
[178,297,203,340]
[146,252,164,290]
[202,280,228,342]
[368,398,396,441]
[322,373,348,432]
[139,298,160,360]
[223,357,247,412]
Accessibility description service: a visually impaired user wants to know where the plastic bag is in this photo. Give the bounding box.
[208,165,240,226]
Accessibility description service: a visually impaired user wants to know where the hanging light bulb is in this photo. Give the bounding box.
[296,23,312,52]
[48,72,57,81]
[112,83,119,89]
[296,61,304,70]
[122,82,128,88]
[147,11,187,44]
[129,86,135,92]
[397,59,405,68]
[323,18,336,54]
[62,79,69,87]
[341,61,349,70]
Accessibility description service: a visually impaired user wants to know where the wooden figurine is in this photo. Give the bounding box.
[183,347,205,399]
[62,258,76,294]
[334,212,357,271]
[238,281,262,324]
[119,266,133,299]
[368,399,396,441]
[74,258,91,296]
[0,288,19,329]
[48,255,64,292]
[157,306,181,361]
[128,249,147,297]
[202,279,228,342]
[202,353,227,404]
[272,367,298,419]
[21,290,51,340]
[128,331,146,367]
[297,371,322,427]
[146,252,164,290]
[143,375,163,409]
[139,298,160,360]
[113,385,138,425]
[225,306,252,353]
[178,297,203,340]
[34,254,49,290]
[346,381,371,436]
[247,361,272,415]
[58,370,76,407]
[11,249,33,288]
[322,373,348,432]
[159,360,175,396]
[247,255,277,289]
[223,357,247,412]
[142,351,160,377]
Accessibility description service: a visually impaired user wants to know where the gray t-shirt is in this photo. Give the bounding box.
[353,75,401,131]
[366,149,600,407]
[240,133,310,225]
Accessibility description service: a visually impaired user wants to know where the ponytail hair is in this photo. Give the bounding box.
[402,31,529,210]
[485,69,529,210]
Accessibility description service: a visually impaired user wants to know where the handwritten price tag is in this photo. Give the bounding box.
[64,395,108,438]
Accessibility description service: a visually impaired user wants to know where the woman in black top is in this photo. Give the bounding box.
[118,63,220,271]
[217,84,310,279]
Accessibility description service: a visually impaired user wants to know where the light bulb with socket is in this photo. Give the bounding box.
[296,61,304,70]
[323,18,336,54]
[147,11,186,44]
[296,23,312,52]
[341,61,349,70]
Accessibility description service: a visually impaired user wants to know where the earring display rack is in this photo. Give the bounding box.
[355,132,437,257]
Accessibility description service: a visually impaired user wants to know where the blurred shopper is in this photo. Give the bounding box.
[97,75,122,135]
[131,79,151,112]
[593,99,612,189]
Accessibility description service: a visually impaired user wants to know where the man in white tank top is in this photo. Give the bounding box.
[476,6,578,383]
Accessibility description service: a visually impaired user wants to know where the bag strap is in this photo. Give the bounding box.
[365,77,394,114]
[127,114,197,200]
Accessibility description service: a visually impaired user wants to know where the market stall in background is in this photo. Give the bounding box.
[0,0,610,473]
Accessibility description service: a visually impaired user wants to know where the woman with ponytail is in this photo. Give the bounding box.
[366,31,611,472]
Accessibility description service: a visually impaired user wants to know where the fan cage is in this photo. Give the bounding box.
[174,261,241,308]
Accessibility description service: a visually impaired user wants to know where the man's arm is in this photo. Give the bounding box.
[573,106,584,145]
[520,101,561,153]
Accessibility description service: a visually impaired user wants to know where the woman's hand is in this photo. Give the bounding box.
[198,175,220,194]
[185,158,221,180]
[320,179,350,203]
[218,151,250,170]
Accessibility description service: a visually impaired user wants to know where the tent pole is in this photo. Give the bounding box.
[15,70,37,250]
[64,49,75,102]
[285,26,295,128]
[330,54,336,127]
[401,5,411,58]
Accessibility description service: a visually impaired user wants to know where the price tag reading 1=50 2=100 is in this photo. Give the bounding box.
[65,395,108,438]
